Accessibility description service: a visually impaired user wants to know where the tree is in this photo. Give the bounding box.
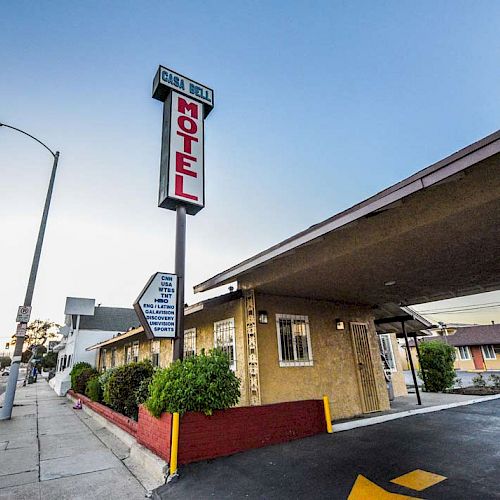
[0,356,11,369]
[12,319,59,349]
[41,351,58,370]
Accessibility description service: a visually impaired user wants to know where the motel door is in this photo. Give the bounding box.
[471,346,485,370]
[350,322,381,413]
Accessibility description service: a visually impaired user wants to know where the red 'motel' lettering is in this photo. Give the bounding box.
[176,152,197,177]
[178,98,199,119]
[173,95,201,202]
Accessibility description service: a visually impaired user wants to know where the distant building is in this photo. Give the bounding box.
[404,323,500,372]
[49,297,139,395]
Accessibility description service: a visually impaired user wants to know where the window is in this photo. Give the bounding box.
[276,314,313,367]
[379,334,396,371]
[132,341,139,363]
[101,349,107,371]
[184,329,196,358]
[151,340,160,367]
[482,345,496,360]
[125,345,132,364]
[457,346,471,360]
[67,355,72,368]
[214,318,236,370]
[111,348,116,368]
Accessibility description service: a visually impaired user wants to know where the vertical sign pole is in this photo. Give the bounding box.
[173,205,186,361]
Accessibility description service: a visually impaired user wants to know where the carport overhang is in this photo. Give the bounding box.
[195,130,500,328]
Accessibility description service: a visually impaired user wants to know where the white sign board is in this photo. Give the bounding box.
[16,323,27,337]
[134,272,178,339]
[158,91,205,215]
[16,306,32,323]
[153,66,214,110]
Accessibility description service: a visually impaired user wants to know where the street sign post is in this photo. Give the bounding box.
[134,272,178,339]
[151,65,214,360]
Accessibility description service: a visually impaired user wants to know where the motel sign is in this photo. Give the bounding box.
[152,66,214,215]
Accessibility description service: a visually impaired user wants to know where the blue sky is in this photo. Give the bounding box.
[1,1,499,345]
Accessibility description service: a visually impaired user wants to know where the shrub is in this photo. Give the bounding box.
[488,374,500,389]
[418,341,456,392]
[74,367,98,395]
[70,362,92,391]
[0,356,11,369]
[135,377,152,406]
[103,361,154,419]
[472,373,486,388]
[145,349,241,418]
[98,367,117,393]
[85,375,102,402]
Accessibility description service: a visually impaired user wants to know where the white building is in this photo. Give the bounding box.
[50,297,139,396]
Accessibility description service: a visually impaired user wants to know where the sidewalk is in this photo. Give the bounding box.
[0,379,146,499]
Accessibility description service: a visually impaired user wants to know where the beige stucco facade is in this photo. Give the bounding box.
[93,292,414,419]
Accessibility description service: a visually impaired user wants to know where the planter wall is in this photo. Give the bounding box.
[70,392,325,465]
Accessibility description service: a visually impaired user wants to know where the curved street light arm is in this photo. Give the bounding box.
[0,122,57,157]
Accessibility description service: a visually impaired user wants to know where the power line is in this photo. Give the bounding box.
[416,302,500,314]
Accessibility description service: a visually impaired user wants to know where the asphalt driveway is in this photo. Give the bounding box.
[155,399,500,499]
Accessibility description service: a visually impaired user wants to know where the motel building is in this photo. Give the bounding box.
[89,130,500,421]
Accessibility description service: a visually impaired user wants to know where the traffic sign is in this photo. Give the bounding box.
[16,305,32,323]
[15,323,27,337]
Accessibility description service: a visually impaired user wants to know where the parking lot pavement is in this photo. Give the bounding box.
[154,399,500,500]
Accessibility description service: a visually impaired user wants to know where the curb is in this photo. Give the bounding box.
[333,394,500,432]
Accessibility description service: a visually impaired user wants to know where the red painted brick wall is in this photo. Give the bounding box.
[69,390,138,436]
[178,399,325,464]
[136,405,172,461]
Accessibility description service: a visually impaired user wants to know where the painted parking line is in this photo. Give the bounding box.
[348,475,421,499]
[391,469,447,491]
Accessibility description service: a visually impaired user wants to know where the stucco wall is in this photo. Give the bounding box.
[184,297,249,407]
[389,333,408,397]
[254,294,390,419]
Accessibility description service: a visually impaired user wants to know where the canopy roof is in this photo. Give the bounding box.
[195,131,500,332]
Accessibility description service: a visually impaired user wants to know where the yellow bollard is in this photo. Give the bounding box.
[169,412,180,476]
[323,396,333,433]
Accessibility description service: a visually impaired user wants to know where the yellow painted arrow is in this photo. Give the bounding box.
[348,475,423,500]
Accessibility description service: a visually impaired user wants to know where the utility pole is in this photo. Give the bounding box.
[0,123,59,420]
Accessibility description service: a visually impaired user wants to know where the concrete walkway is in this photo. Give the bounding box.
[0,379,146,499]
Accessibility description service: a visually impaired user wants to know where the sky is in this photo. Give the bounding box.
[1,1,499,348]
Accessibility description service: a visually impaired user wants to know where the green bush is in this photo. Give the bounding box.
[70,362,92,391]
[135,377,152,406]
[0,356,11,369]
[103,361,154,419]
[74,367,98,395]
[85,375,102,402]
[418,341,456,392]
[98,367,117,393]
[472,373,486,388]
[145,349,241,418]
[488,374,500,389]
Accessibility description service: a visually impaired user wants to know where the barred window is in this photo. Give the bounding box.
[379,334,396,371]
[151,340,160,367]
[482,345,496,360]
[214,318,236,370]
[101,349,107,371]
[276,314,313,367]
[111,348,116,368]
[132,341,139,363]
[184,329,196,358]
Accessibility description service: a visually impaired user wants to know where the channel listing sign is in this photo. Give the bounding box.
[134,272,178,339]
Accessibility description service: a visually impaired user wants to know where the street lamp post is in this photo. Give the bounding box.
[0,122,60,420]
